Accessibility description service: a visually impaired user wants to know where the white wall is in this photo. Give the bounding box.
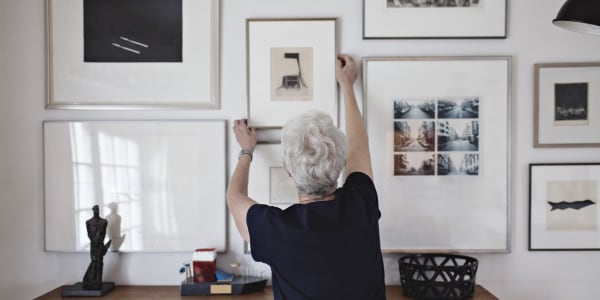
[1,0,600,299]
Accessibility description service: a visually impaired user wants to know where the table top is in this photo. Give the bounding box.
[35,284,498,299]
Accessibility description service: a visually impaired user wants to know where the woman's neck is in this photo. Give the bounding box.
[298,192,335,204]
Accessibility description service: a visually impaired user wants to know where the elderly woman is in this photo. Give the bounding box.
[227,54,385,300]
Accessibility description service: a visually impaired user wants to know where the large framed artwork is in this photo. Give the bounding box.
[534,62,600,148]
[529,163,600,251]
[43,120,227,252]
[363,0,507,39]
[46,0,220,109]
[245,144,297,253]
[363,56,511,252]
[246,18,338,129]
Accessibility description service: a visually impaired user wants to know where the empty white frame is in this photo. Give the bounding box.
[247,18,338,128]
[363,0,507,39]
[534,62,600,147]
[46,0,220,109]
[44,120,227,252]
[248,144,297,208]
[363,56,511,252]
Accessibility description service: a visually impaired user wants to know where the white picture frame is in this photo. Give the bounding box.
[246,18,338,129]
[534,62,600,148]
[43,120,227,252]
[46,0,220,109]
[363,0,507,39]
[245,144,297,253]
[363,56,511,252]
[529,163,600,251]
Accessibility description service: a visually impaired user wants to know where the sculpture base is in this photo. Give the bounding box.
[61,282,115,297]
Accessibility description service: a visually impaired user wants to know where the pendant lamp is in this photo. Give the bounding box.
[553,0,600,35]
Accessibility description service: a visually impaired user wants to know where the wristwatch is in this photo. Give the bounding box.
[238,149,253,161]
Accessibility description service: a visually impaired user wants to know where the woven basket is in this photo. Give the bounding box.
[398,254,478,300]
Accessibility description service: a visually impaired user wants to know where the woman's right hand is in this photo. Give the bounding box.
[336,54,358,89]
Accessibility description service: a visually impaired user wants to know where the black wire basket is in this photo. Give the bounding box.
[398,254,478,300]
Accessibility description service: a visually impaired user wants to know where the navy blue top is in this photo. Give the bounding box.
[247,172,386,300]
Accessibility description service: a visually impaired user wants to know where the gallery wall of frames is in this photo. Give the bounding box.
[43,0,600,256]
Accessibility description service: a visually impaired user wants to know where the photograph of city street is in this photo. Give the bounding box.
[437,119,479,151]
[437,97,479,119]
[394,120,435,152]
[394,99,435,119]
[394,152,436,176]
[437,152,479,175]
[392,98,480,176]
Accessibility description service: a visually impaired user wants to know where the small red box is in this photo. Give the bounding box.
[192,248,216,283]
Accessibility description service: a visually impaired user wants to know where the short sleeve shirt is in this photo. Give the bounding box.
[247,172,386,300]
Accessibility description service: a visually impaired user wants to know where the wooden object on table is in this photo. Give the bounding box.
[35,284,498,299]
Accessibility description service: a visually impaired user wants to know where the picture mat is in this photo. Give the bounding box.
[44,120,227,252]
[248,144,297,209]
[48,0,218,108]
[536,65,600,146]
[270,167,298,205]
[530,164,600,250]
[364,57,510,252]
[247,19,337,128]
[364,0,506,38]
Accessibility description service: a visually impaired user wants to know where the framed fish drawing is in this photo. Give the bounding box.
[529,163,600,251]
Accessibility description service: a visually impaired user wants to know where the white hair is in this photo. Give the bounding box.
[281,110,347,197]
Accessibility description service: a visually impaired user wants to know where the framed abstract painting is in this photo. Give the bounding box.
[46,0,220,109]
[246,18,338,128]
[534,62,600,147]
[529,163,600,251]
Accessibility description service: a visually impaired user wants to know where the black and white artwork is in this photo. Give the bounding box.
[387,0,480,8]
[392,98,480,176]
[546,180,597,231]
[554,82,589,125]
[270,47,314,101]
[83,0,183,62]
[437,152,479,175]
[438,97,479,119]
[394,120,436,152]
[437,119,479,151]
[394,99,436,119]
[394,153,436,176]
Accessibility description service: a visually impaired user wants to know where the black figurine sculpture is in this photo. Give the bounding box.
[62,205,115,297]
[83,205,112,290]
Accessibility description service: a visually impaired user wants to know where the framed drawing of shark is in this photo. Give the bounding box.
[529,163,600,251]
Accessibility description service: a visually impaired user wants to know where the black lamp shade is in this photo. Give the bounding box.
[553,0,600,35]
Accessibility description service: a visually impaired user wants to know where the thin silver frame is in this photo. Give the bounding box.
[534,62,600,148]
[246,18,339,129]
[362,56,512,254]
[45,0,221,110]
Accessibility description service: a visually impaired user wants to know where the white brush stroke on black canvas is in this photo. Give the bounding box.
[84,0,182,62]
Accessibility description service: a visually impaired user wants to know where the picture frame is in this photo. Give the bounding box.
[363,0,507,39]
[46,0,220,109]
[246,18,338,129]
[43,120,228,252]
[244,144,297,253]
[363,56,511,252]
[529,163,600,251]
[534,62,600,148]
